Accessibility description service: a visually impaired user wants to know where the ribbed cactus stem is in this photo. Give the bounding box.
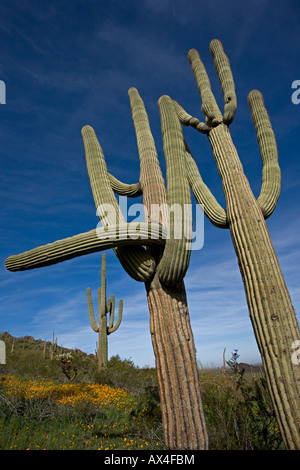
[184,141,228,228]
[108,295,123,333]
[209,39,237,125]
[157,95,192,286]
[87,253,123,371]
[188,48,222,125]
[107,173,142,197]
[248,90,281,218]
[128,87,167,226]
[87,287,99,332]
[5,223,164,274]
[146,277,208,449]
[82,125,157,282]
[171,100,210,134]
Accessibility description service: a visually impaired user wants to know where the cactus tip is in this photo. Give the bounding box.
[248,89,264,105]
[209,38,222,52]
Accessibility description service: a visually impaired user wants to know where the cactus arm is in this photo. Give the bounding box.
[87,287,99,332]
[82,125,157,282]
[128,87,167,225]
[184,142,228,228]
[107,173,142,197]
[82,125,124,226]
[156,95,192,286]
[5,223,165,273]
[248,90,281,219]
[171,98,227,227]
[209,39,237,125]
[108,297,123,334]
[188,48,223,126]
[171,100,210,134]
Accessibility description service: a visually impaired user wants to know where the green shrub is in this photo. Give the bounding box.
[95,355,158,395]
[199,360,285,450]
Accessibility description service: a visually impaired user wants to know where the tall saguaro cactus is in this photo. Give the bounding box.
[6,38,299,450]
[170,39,300,449]
[5,91,208,449]
[87,253,123,371]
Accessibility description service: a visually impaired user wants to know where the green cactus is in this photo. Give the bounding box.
[169,39,300,449]
[87,253,123,371]
[5,85,208,450]
[50,332,58,360]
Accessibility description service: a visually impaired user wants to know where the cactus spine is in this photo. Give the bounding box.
[171,39,300,449]
[87,253,123,371]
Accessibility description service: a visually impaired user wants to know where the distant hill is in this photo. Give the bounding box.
[0,331,98,382]
[0,331,94,358]
[237,362,264,373]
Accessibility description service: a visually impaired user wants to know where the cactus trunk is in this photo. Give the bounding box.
[146,275,208,450]
[208,123,300,449]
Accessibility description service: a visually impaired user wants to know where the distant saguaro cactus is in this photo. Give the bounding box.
[87,253,123,371]
[50,332,58,360]
[169,39,300,449]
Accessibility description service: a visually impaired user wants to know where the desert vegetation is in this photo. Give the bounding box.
[0,333,284,450]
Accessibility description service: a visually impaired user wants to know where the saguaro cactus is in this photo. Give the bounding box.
[5,90,208,449]
[169,39,300,449]
[87,253,123,371]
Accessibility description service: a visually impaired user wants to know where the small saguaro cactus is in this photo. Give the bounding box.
[87,253,123,371]
[50,332,58,360]
[169,39,300,449]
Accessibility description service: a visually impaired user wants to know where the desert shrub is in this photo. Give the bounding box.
[95,355,158,395]
[200,351,285,450]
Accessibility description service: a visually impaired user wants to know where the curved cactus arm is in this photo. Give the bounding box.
[184,141,228,228]
[87,287,99,332]
[107,173,142,197]
[128,87,167,226]
[108,297,123,334]
[171,100,210,134]
[188,48,223,126]
[209,39,237,125]
[248,90,281,219]
[157,95,192,286]
[82,125,124,225]
[82,125,157,282]
[5,223,165,274]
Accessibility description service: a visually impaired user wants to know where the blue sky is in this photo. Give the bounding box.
[1,0,299,368]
